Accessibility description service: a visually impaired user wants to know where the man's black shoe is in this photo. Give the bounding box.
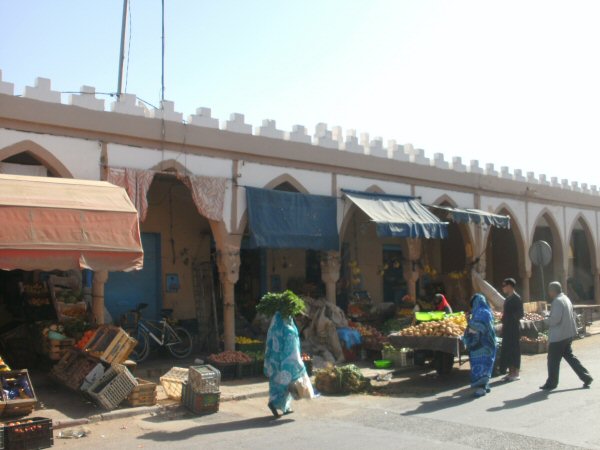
[539,385,556,391]
[583,377,593,388]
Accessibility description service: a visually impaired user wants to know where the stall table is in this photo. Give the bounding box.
[388,335,465,375]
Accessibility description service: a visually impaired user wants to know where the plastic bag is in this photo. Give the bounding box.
[288,373,315,400]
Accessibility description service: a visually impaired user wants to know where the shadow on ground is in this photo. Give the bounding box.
[138,416,294,441]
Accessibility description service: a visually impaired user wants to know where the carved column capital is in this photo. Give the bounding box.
[216,244,241,285]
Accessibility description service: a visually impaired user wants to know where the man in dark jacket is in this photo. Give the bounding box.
[499,278,524,381]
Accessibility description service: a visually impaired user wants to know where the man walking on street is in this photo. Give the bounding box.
[499,278,523,381]
[540,281,593,391]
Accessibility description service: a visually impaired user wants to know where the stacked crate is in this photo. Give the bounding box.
[182,365,221,415]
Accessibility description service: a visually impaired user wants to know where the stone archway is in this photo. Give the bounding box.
[485,205,527,296]
[530,210,565,300]
[568,215,597,303]
[0,140,74,178]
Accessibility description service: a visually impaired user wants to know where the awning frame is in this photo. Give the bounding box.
[428,204,511,229]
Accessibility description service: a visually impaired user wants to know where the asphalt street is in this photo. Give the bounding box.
[54,335,600,450]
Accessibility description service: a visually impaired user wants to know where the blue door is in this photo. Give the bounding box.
[105,232,162,323]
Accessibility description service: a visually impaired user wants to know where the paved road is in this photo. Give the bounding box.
[55,336,600,449]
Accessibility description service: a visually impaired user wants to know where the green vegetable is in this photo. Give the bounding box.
[256,290,306,318]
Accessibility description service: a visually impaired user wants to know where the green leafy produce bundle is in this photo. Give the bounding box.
[256,290,306,318]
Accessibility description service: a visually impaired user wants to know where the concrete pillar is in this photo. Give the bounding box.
[521,271,531,302]
[404,239,422,300]
[92,270,109,325]
[320,251,341,303]
[594,269,600,305]
[217,244,240,352]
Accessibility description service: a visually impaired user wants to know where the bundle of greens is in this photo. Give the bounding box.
[256,290,306,318]
[314,364,370,395]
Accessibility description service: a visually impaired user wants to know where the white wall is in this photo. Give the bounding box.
[0,128,101,180]
[414,186,474,208]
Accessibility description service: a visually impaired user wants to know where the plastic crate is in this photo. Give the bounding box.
[160,367,188,400]
[236,363,254,379]
[1,370,37,418]
[188,365,220,394]
[0,423,3,450]
[3,417,53,450]
[181,382,219,415]
[86,364,138,410]
[207,361,237,381]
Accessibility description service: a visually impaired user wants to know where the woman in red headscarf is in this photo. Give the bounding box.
[434,294,453,314]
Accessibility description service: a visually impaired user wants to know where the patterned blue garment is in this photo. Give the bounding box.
[463,294,497,389]
[264,312,307,413]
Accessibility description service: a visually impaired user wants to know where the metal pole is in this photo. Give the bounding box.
[161,0,165,104]
[117,0,129,97]
[540,265,546,301]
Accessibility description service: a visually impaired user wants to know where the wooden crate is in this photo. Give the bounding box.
[84,326,137,365]
[42,338,75,361]
[125,379,157,407]
[51,349,101,391]
[1,370,37,417]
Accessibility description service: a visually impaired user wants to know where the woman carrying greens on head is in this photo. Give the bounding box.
[258,290,308,418]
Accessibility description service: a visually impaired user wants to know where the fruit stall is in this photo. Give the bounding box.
[388,313,468,374]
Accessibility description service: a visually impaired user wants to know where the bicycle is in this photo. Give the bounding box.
[123,303,194,362]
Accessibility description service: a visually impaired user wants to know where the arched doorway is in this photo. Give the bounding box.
[485,207,525,293]
[530,212,564,300]
[425,200,474,310]
[105,174,214,328]
[0,141,74,178]
[568,217,596,303]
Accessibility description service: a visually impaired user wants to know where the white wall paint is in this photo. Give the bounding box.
[107,143,232,178]
[414,186,474,208]
[0,128,101,180]
[527,202,566,247]
[336,175,412,197]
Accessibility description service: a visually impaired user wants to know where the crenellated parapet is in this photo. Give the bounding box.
[2,71,597,196]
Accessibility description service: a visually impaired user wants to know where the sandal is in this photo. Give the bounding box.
[268,402,280,418]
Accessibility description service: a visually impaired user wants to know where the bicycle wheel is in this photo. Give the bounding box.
[167,326,193,359]
[128,328,150,362]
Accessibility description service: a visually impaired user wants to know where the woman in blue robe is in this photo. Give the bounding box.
[464,294,497,397]
[264,311,307,417]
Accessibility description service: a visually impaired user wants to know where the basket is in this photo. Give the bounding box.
[84,326,137,365]
[3,417,53,450]
[160,367,189,400]
[181,382,219,415]
[86,364,138,410]
[1,370,37,417]
[125,378,157,407]
[188,365,221,394]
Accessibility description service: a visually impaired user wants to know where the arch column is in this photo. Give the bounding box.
[92,270,109,325]
[216,243,241,352]
[520,270,531,301]
[321,251,341,303]
[594,269,600,305]
[404,239,422,300]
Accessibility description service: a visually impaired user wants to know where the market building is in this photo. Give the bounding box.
[1,73,600,351]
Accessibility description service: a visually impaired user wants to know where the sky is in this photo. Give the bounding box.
[1,1,600,186]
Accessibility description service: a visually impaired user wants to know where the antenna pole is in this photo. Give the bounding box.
[117,0,129,98]
[161,0,165,104]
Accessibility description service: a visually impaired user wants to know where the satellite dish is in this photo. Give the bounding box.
[529,240,552,267]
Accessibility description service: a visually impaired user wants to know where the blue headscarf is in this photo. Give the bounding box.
[464,294,497,388]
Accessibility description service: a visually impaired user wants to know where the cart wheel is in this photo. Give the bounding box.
[434,352,454,375]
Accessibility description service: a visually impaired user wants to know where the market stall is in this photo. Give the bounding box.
[0,174,144,419]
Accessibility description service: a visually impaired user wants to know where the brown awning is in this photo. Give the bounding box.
[0,174,143,272]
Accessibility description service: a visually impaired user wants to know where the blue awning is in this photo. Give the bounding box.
[429,205,511,229]
[343,190,448,239]
[245,187,339,250]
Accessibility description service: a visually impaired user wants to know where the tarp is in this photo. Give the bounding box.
[245,187,339,250]
[429,205,510,229]
[471,270,504,310]
[0,174,143,272]
[343,190,448,239]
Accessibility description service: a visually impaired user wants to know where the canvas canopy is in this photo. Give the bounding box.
[343,189,448,239]
[429,204,510,229]
[0,174,143,271]
[245,187,339,250]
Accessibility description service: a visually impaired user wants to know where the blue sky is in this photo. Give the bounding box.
[1,1,599,186]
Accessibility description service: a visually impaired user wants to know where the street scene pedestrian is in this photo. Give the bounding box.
[463,294,497,398]
[499,278,524,381]
[540,282,593,391]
